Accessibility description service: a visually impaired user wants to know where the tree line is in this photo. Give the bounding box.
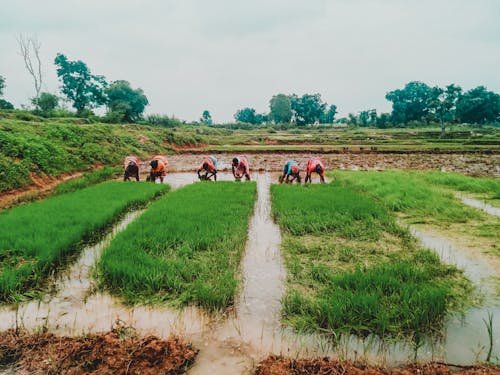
[0,42,498,127]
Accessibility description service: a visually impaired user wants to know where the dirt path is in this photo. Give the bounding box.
[0,171,83,210]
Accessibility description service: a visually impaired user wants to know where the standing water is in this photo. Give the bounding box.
[460,196,500,217]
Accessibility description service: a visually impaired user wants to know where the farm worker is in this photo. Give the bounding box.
[148,155,168,183]
[123,155,140,181]
[305,157,325,183]
[197,156,218,181]
[231,155,251,181]
[279,160,301,184]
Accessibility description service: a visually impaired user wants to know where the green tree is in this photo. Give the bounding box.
[0,75,14,109]
[386,81,434,124]
[105,80,148,123]
[320,104,337,124]
[54,53,107,115]
[429,84,462,135]
[290,93,326,126]
[269,94,292,123]
[0,75,5,96]
[31,92,59,116]
[201,110,213,125]
[234,107,257,124]
[376,113,392,129]
[456,86,500,124]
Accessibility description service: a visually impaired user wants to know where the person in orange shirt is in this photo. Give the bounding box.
[148,155,168,183]
[197,156,218,181]
[231,156,251,181]
[123,156,140,181]
[305,157,325,183]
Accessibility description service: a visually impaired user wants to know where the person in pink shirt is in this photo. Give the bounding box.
[123,156,140,181]
[231,156,251,181]
[305,157,325,183]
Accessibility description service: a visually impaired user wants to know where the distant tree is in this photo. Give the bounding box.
[234,107,258,124]
[386,81,434,124]
[0,75,14,109]
[269,94,292,123]
[200,110,213,125]
[290,93,326,126]
[105,80,148,123]
[320,104,337,124]
[456,86,500,124]
[376,113,392,129]
[348,113,358,126]
[18,34,43,101]
[54,53,107,115]
[0,75,5,96]
[31,92,59,116]
[426,84,462,135]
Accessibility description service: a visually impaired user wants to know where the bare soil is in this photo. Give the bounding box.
[255,356,500,375]
[0,328,197,375]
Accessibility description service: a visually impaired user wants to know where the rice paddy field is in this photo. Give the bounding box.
[0,163,499,373]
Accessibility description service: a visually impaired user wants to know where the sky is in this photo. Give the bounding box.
[1,0,499,123]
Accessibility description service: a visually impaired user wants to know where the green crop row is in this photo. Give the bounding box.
[0,181,167,302]
[271,183,470,338]
[98,182,256,311]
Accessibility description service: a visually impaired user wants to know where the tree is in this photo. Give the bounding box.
[31,92,58,116]
[54,53,107,115]
[386,81,434,124]
[290,93,326,125]
[428,84,462,135]
[0,75,5,96]
[200,110,213,125]
[456,86,500,124]
[18,34,43,101]
[0,75,14,109]
[269,94,292,123]
[234,107,257,124]
[319,104,337,124]
[105,80,148,122]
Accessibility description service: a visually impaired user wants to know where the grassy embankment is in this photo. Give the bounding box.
[98,182,256,311]
[0,182,167,302]
[271,183,471,338]
[0,117,206,193]
[332,171,500,257]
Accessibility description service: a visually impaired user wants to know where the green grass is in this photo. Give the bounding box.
[0,181,167,302]
[331,170,482,225]
[271,183,471,338]
[54,166,122,195]
[98,181,256,311]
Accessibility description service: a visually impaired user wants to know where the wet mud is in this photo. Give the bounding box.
[0,329,197,374]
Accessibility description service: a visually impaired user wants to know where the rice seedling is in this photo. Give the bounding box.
[271,183,471,338]
[0,181,167,302]
[98,182,256,311]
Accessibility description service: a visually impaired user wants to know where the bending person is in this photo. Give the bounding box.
[197,156,218,181]
[279,160,301,184]
[123,155,140,181]
[148,155,168,183]
[305,157,325,183]
[231,155,251,181]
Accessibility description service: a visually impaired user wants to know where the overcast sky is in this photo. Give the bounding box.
[1,0,499,122]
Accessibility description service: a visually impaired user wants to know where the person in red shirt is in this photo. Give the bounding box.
[231,156,251,181]
[123,156,140,181]
[197,156,218,181]
[305,157,325,183]
[148,155,168,183]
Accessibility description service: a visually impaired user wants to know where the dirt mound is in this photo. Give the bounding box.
[0,329,198,374]
[256,356,500,375]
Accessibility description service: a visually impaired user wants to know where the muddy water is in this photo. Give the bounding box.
[460,196,500,217]
[410,227,500,364]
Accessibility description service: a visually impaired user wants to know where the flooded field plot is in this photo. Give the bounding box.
[0,171,499,374]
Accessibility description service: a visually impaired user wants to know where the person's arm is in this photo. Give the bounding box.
[213,171,217,181]
[232,165,236,177]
